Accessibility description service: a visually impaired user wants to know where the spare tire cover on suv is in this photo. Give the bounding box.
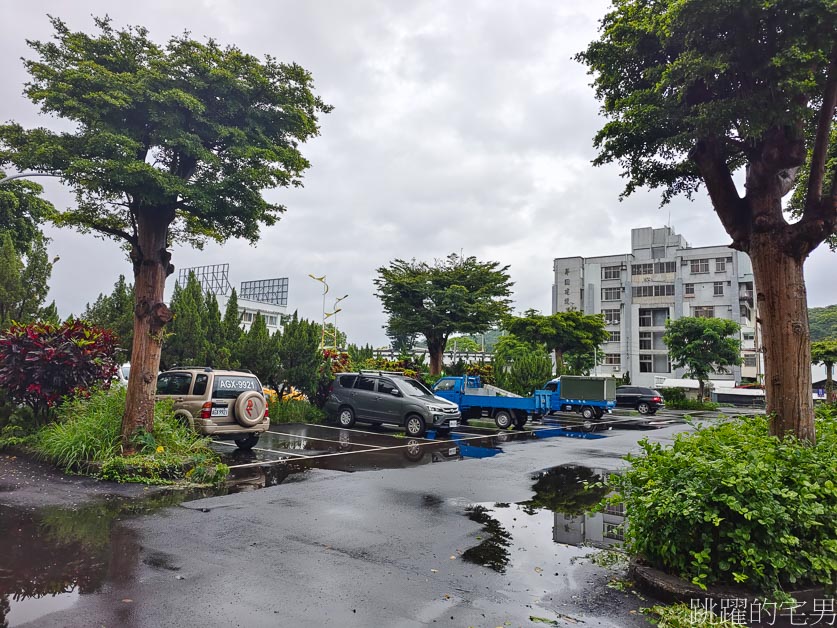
[234,390,267,427]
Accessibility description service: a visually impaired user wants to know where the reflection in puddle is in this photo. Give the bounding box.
[462,464,626,576]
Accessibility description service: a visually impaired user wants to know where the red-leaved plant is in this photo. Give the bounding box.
[0,319,118,424]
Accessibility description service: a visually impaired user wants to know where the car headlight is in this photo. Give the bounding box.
[427,405,444,412]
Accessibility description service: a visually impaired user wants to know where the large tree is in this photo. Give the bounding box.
[374,254,513,375]
[276,311,321,398]
[504,310,608,376]
[811,340,837,404]
[0,171,54,252]
[663,317,742,401]
[578,0,836,442]
[0,231,53,327]
[0,17,330,449]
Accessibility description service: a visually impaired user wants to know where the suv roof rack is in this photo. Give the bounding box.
[169,366,213,372]
[358,369,406,376]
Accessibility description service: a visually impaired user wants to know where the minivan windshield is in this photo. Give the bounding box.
[398,378,434,397]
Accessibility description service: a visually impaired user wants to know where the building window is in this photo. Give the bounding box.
[655,284,675,297]
[743,332,755,341]
[602,309,621,325]
[684,283,695,297]
[603,521,625,541]
[693,306,715,318]
[715,258,726,272]
[241,311,254,323]
[602,266,621,280]
[266,315,278,327]
[604,353,621,365]
[602,287,621,301]
[639,310,652,327]
[604,502,626,516]
[690,259,710,274]
[607,331,621,342]
[639,355,653,372]
[639,307,669,327]
[632,285,654,297]
[654,261,676,273]
[631,263,653,276]
[714,282,725,296]
[633,284,674,298]
[639,331,652,350]
[564,278,570,285]
[744,354,758,367]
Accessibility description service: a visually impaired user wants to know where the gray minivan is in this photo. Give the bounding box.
[324,371,461,437]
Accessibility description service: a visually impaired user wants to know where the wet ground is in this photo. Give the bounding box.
[0,416,695,627]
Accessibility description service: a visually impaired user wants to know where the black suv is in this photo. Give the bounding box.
[324,371,461,437]
[615,386,664,415]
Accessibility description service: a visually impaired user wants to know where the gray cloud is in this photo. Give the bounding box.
[2,1,834,346]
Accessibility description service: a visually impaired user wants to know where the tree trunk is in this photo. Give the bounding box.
[426,335,447,376]
[749,232,815,443]
[121,209,174,452]
[827,363,835,404]
[698,379,705,402]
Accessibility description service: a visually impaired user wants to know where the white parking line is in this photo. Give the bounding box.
[212,440,311,458]
[313,423,438,441]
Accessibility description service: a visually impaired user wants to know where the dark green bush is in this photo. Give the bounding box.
[268,398,324,424]
[663,398,720,411]
[609,407,837,596]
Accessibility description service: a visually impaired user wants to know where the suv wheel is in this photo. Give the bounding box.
[338,406,356,428]
[234,434,260,450]
[405,414,426,437]
[637,402,651,415]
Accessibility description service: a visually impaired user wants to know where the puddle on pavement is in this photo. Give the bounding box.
[462,463,625,589]
[0,490,211,627]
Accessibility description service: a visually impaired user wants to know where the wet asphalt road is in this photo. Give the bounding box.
[2,419,696,627]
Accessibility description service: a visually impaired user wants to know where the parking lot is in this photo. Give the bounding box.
[217,409,692,489]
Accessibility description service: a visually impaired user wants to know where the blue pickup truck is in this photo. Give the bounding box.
[432,375,616,429]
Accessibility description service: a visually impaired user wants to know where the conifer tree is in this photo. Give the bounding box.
[222,288,243,369]
[162,273,205,369]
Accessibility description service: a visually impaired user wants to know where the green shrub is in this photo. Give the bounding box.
[658,387,686,403]
[608,409,837,596]
[34,387,226,485]
[663,398,720,411]
[268,398,325,424]
[642,603,738,627]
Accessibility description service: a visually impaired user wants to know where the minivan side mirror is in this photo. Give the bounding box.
[390,388,400,396]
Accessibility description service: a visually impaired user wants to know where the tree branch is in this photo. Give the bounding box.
[805,49,837,211]
[89,222,137,245]
[690,137,749,249]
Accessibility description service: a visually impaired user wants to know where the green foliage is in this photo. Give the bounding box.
[0,319,118,422]
[201,292,224,366]
[448,335,482,353]
[276,311,321,398]
[0,170,54,252]
[0,230,54,326]
[347,342,374,365]
[82,274,135,358]
[663,317,741,398]
[608,410,837,596]
[495,344,552,396]
[504,310,607,375]
[810,305,837,342]
[236,313,278,384]
[0,16,332,249]
[35,387,225,485]
[162,273,206,370]
[657,387,720,410]
[268,398,325,424]
[220,288,243,369]
[642,603,738,628]
[374,254,513,373]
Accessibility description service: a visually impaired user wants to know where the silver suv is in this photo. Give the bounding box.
[155,368,269,449]
[324,371,461,437]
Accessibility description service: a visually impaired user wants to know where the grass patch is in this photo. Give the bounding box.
[33,387,227,485]
[268,397,325,424]
[641,603,738,627]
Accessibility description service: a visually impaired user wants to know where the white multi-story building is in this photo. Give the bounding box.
[552,226,761,388]
[177,265,288,334]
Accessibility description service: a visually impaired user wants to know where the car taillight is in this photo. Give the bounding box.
[652,397,662,402]
[264,404,269,419]
[200,402,212,419]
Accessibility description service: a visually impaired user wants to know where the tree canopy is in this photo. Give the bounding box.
[374,254,513,375]
[503,310,607,375]
[83,275,135,357]
[809,305,837,342]
[0,172,54,253]
[578,0,836,441]
[663,317,742,400]
[0,16,331,447]
[0,231,54,327]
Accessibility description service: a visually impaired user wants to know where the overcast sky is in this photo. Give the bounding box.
[1,1,834,347]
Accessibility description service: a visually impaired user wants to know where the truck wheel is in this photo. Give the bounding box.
[514,413,527,429]
[581,406,596,420]
[494,410,513,430]
[594,407,604,419]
